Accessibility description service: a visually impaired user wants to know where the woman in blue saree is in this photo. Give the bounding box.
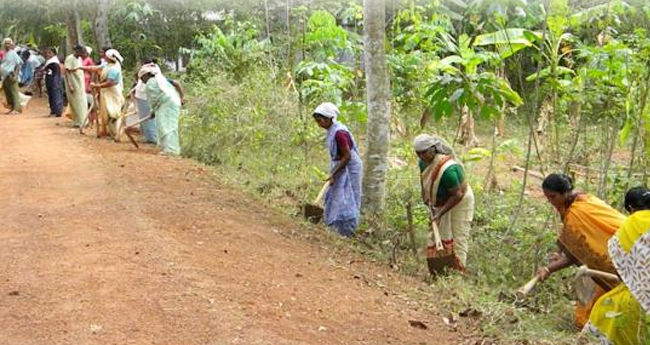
[312,102,363,237]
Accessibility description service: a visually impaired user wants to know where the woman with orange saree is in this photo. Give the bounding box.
[537,173,624,328]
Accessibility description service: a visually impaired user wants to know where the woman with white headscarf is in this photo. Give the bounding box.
[312,102,363,237]
[138,64,181,155]
[79,48,124,137]
[413,134,474,271]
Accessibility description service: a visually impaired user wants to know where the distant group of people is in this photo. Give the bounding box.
[0,37,185,156]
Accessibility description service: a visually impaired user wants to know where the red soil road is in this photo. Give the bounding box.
[0,99,459,345]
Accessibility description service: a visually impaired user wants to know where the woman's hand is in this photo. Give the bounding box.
[431,209,442,225]
[536,266,552,281]
[90,82,100,89]
[548,252,563,264]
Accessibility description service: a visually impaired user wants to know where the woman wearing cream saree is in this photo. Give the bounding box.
[413,134,474,272]
[79,49,124,137]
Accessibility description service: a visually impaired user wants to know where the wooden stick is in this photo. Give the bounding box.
[313,182,329,205]
[516,276,540,299]
[405,200,418,258]
[124,129,140,149]
[511,165,545,180]
[431,221,443,251]
[576,265,620,282]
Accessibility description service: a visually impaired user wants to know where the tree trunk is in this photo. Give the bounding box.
[459,106,479,147]
[65,0,83,55]
[362,0,391,218]
[536,95,552,134]
[496,67,506,137]
[93,0,113,48]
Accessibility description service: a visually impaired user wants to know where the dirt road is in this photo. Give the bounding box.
[0,99,458,345]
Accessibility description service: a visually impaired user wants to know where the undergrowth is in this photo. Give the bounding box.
[178,67,598,344]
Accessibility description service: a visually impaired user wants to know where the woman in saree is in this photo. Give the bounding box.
[312,102,363,237]
[2,38,23,115]
[537,173,624,328]
[138,65,181,155]
[585,187,650,345]
[43,47,64,117]
[63,45,88,128]
[131,59,158,143]
[80,49,124,137]
[413,134,474,271]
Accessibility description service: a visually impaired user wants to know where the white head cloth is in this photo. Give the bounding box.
[105,49,123,64]
[313,102,340,119]
[138,63,160,78]
[3,38,13,46]
[138,63,179,105]
[85,46,93,56]
[413,134,455,156]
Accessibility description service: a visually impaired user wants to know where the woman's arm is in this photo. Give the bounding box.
[432,185,464,223]
[78,65,103,75]
[91,79,117,89]
[170,80,186,104]
[536,249,577,281]
[328,143,351,185]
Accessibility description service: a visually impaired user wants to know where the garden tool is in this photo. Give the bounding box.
[426,208,457,276]
[515,276,540,300]
[573,265,620,305]
[303,181,329,223]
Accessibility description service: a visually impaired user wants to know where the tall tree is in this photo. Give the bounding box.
[66,0,84,55]
[93,0,113,48]
[362,0,391,218]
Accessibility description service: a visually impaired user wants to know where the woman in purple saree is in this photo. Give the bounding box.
[312,102,363,237]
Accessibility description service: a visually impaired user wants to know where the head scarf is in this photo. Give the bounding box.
[413,134,455,157]
[138,63,179,105]
[138,63,160,79]
[105,49,123,64]
[313,102,340,119]
[85,46,93,56]
[3,38,13,46]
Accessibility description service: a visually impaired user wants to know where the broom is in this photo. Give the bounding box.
[303,181,329,223]
[426,209,457,275]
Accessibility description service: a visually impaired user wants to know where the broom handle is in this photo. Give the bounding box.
[516,276,540,298]
[313,181,330,205]
[577,265,620,282]
[431,221,444,251]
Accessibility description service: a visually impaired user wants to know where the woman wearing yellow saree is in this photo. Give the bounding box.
[79,49,124,137]
[586,187,650,345]
[537,174,624,328]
